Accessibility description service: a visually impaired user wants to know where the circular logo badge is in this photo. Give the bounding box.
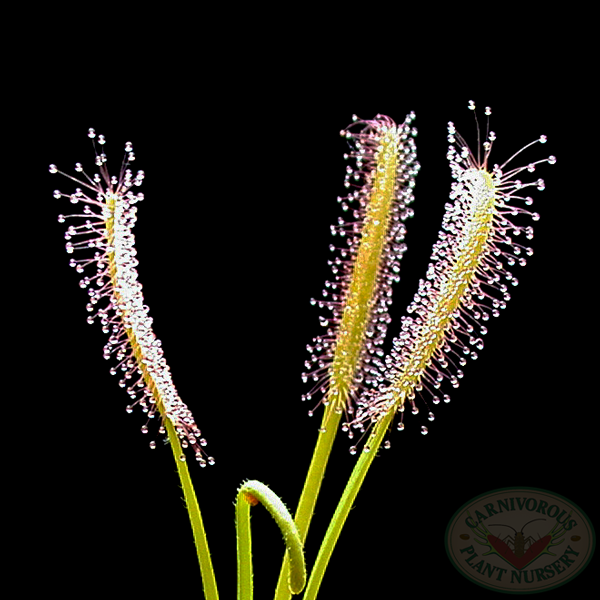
[445,487,595,594]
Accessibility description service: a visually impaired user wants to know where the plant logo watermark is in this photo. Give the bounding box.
[445,487,595,594]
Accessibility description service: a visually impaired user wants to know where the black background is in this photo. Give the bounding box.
[17,19,596,600]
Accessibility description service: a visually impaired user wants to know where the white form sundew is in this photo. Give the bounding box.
[301,113,420,432]
[352,102,556,438]
[50,129,213,466]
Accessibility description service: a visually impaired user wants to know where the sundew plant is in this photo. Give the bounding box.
[49,102,555,599]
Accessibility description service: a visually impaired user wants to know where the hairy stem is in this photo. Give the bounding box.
[237,481,306,600]
[273,406,342,600]
[165,418,219,600]
[302,409,394,600]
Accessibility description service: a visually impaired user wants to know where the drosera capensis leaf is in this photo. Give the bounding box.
[50,130,212,464]
[276,112,419,600]
[49,128,219,600]
[302,113,420,431]
[50,129,219,599]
